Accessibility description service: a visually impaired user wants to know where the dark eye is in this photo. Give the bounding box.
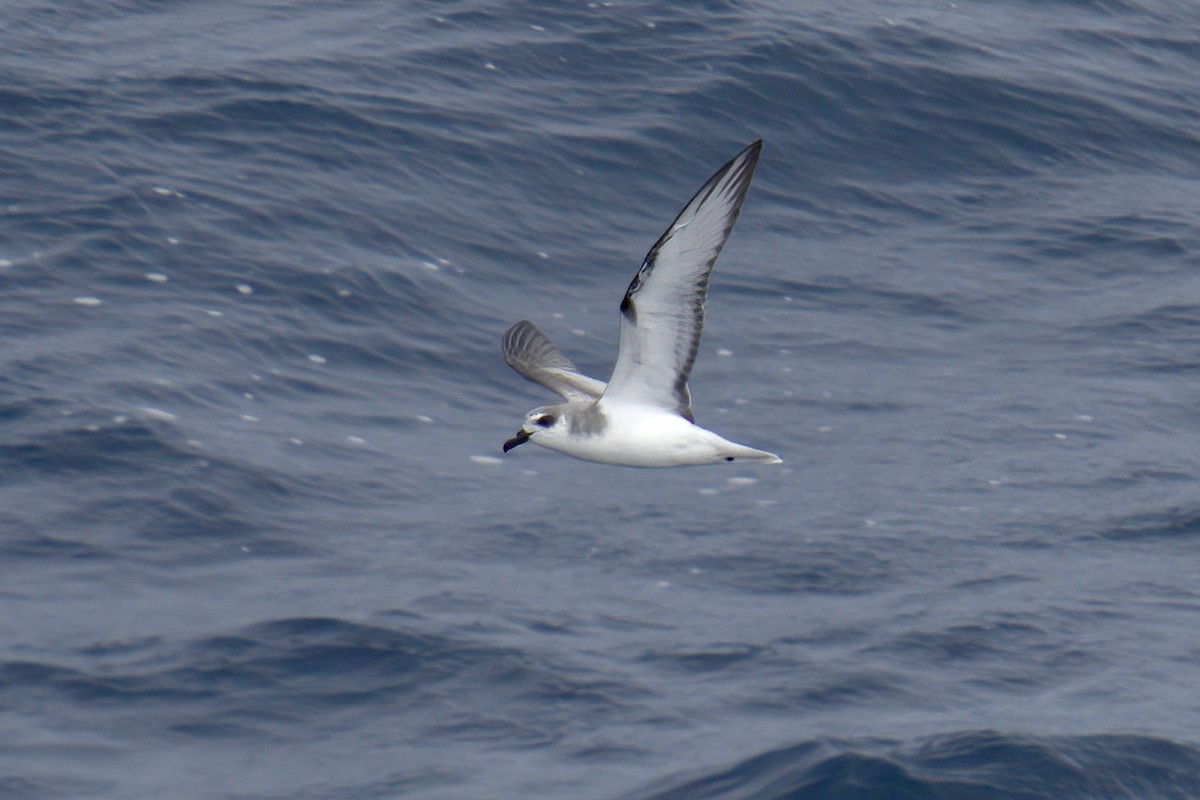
[534,414,556,428]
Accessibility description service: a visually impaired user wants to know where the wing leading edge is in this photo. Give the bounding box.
[602,140,762,419]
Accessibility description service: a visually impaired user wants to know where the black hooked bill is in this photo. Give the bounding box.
[503,429,531,452]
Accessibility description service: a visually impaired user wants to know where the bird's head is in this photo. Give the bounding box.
[503,405,568,453]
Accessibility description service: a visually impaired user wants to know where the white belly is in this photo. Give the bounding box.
[537,401,776,468]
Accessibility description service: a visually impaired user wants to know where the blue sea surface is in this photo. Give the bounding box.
[2,1,1200,798]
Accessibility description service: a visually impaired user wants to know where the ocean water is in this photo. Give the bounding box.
[2,1,1199,798]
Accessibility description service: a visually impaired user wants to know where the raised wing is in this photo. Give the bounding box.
[502,319,606,401]
[602,140,761,419]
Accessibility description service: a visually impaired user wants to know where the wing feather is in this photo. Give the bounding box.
[502,320,606,401]
[602,140,762,418]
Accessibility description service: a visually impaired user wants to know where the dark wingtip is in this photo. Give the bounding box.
[732,140,763,171]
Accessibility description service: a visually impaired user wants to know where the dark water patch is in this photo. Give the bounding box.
[166,718,264,739]
[74,636,163,658]
[734,33,1173,187]
[631,731,1200,800]
[784,672,910,712]
[0,531,114,562]
[790,396,910,414]
[1126,360,1200,376]
[1085,304,1200,337]
[1019,214,1194,270]
[0,421,192,481]
[244,767,461,800]
[770,276,978,325]
[1059,26,1200,66]
[776,624,874,651]
[682,547,896,597]
[0,424,319,565]
[572,741,655,763]
[512,612,586,637]
[1066,303,1200,369]
[0,396,61,424]
[462,520,554,558]
[1095,506,1200,541]
[1042,0,1163,12]
[0,775,109,800]
[0,616,638,747]
[859,615,1102,697]
[951,573,1037,592]
[1094,465,1195,491]
[638,643,766,675]
[0,620,447,736]
[421,709,551,748]
[912,732,1200,800]
[873,619,1048,665]
[0,659,213,708]
[135,485,279,545]
[270,263,440,329]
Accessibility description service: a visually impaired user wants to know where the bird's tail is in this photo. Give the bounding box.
[720,441,782,464]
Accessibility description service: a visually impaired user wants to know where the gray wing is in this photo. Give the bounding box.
[502,320,606,401]
[602,140,762,420]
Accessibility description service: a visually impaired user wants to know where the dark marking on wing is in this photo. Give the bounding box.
[619,293,636,324]
[604,140,762,420]
[676,379,694,423]
[620,255,656,323]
